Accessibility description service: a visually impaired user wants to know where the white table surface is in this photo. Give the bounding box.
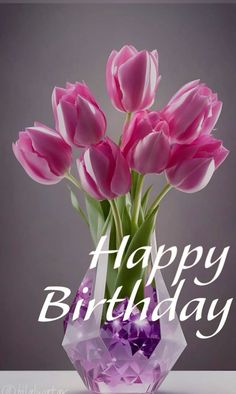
[0,371,235,394]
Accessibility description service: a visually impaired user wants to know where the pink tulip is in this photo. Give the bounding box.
[52,81,106,147]
[13,122,72,185]
[161,80,222,144]
[166,134,229,193]
[106,45,160,113]
[121,111,171,174]
[77,137,131,200]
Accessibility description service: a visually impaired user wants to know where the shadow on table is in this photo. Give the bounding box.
[66,390,189,394]
[158,391,189,394]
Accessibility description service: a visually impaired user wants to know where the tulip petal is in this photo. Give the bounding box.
[114,45,137,68]
[168,80,200,106]
[74,82,99,109]
[121,111,151,157]
[109,46,138,111]
[106,45,158,112]
[111,150,131,195]
[165,86,209,143]
[52,87,66,130]
[132,131,170,174]
[34,121,53,131]
[179,112,205,143]
[202,101,223,135]
[83,146,115,199]
[73,96,106,147]
[77,159,104,200]
[27,126,71,176]
[13,141,61,185]
[140,51,159,109]
[162,80,223,144]
[106,50,125,111]
[77,137,131,200]
[53,81,106,147]
[213,145,229,168]
[118,51,153,112]
[166,157,215,193]
[167,143,199,168]
[57,100,78,145]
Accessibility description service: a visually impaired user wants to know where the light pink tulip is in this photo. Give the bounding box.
[13,122,72,185]
[77,137,131,200]
[161,80,222,144]
[106,45,160,113]
[121,111,171,174]
[52,82,106,147]
[166,134,229,193]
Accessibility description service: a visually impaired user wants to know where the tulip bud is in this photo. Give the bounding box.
[162,80,222,144]
[77,137,131,200]
[13,122,72,185]
[106,45,160,113]
[52,81,106,147]
[166,134,229,193]
[121,111,171,174]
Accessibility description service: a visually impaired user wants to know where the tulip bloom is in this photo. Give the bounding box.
[162,80,222,144]
[13,122,72,185]
[77,137,131,200]
[106,45,160,113]
[121,111,171,174]
[166,135,229,193]
[52,82,106,147]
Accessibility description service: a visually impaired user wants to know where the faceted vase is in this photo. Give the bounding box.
[62,234,187,393]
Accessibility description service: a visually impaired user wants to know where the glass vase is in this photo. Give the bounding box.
[62,233,186,393]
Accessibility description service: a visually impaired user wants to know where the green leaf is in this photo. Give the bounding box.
[85,194,105,245]
[116,194,126,218]
[101,209,112,237]
[115,206,158,301]
[100,199,110,220]
[125,193,132,215]
[138,206,145,226]
[122,204,131,236]
[102,218,118,324]
[69,188,89,226]
[141,185,153,214]
[105,218,118,299]
[131,170,139,201]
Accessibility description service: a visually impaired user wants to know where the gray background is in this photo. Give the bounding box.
[0,3,235,370]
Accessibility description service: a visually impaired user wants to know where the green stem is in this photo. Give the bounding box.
[109,199,123,247]
[126,112,132,123]
[131,174,144,234]
[65,172,82,190]
[147,183,172,217]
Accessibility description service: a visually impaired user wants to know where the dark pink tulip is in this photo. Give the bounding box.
[13,122,72,185]
[52,81,106,147]
[166,134,229,193]
[121,111,171,174]
[162,80,222,144]
[77,137,131,200]
[106,45,160,113]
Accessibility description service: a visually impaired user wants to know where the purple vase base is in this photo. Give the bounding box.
[63,271,186,393]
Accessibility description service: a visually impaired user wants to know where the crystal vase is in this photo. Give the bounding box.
[62,233,186,393]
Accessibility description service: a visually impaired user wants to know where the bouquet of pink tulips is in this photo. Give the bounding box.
[13,45,228,300]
